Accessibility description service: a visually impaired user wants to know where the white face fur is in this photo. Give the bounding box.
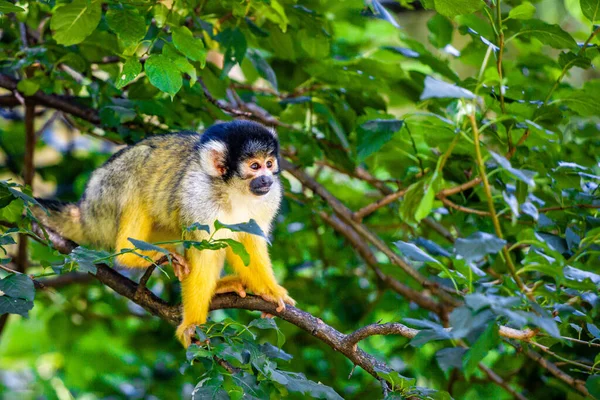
[180,139,282,237]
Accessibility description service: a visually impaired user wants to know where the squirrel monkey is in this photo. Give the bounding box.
[36,120,295,347]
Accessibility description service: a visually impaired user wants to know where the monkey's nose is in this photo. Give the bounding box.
[250,176,273,195]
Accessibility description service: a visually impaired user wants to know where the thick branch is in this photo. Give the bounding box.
[0,74,100,124]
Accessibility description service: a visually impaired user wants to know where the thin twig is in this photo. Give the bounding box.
[468,114,526,292]
[353,189,408,221]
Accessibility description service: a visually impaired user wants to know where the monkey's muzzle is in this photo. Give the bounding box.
[250,175,273,196]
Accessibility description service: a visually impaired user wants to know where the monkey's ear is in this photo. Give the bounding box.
[200,141,227,177]
[267,126,278,137]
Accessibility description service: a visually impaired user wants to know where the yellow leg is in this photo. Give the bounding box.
[225,234,295,312]
[114,204,189,279]
[176,247,225,347]
[115,204,166,268]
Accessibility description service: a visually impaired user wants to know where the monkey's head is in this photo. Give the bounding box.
[199,120,281,197]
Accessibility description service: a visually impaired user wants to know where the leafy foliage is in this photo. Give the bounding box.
[0,0,599,399]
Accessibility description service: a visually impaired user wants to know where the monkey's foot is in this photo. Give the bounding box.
[163,253,189,282]
[256,286,296,313]
[176,322,205,348]
[214,276,247,298]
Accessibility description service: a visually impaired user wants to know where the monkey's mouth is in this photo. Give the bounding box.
[251,186,271,196]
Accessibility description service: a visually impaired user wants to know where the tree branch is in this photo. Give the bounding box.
[27,224,588,397]
[0,74,100,124]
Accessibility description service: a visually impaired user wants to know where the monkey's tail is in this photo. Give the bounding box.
[33,199,86,244]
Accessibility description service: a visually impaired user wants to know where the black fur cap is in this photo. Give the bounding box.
[200,120,280,181]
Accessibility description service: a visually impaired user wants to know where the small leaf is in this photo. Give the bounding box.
[106,7,147,47]
[420,76,475,100]
[427,14,454,48]
[277,371,343,400]
[519,19,578,50]
[489,151,536,187]
[218,239,250,266]
[558,51,591,70]
[454,232,506,263]
[50,0,102,46]
[356,119,403,161]
[508,2,536,20]
[215,28,247,77]
[394,240,442,265]
[66,246,111,273]
[144,54,182,98]
[185,222,211,234]
[0,0,25,13]
[587,323,600,339]
[116,58,142,89]
[17,79,40,96]
[521,202,539,221]
[247,49,278,91]
[586,375,600,399]
[423,0,484,17]
[214,219,267,239]
[0,274,35,301]
[0,296,33,317]
[436,347,466,373]
[172,26,207,66]
[581,0,600,22]
[564,266,600,284]
[462,322,500,378]
[259,343,293,361]
[128,238,170,255]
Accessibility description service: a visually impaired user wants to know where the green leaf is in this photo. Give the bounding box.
[489,151,536,187]
[17,79,40,96]
[454,232,506,262]
[375,367,416,392]
[427,14,453,48]
[356,119,403,161]
[116,58,142,89]
[420,76,475,100]
[424,0,484,17]
[215,28,247,77]
[127,238,170,255]
[508,2,536,20]
[519,19,578,50]
[185,222,211,234]
[50,0,102,46]
[0,0,25,13]
[462,322,500,378]
[561,89,600,116]
[436,348,467,373]
[558,51,591,70]
[0,296,33,317]
[172,26,207,66]
[64,246,112,274]
[163,44,197,86]
[581,0,600,22]
[0,274,35,301]
[586,375,600,399]
[106,7,147,47]
[218,239,250,266]
[277,371,343,400]
[394,241,442,265]
[247,49,278,91]
[214,219,267,240]
[144,54,182,98]
[298,30,330,58]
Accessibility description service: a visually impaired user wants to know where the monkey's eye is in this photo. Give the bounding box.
[250,162,260,170]
[266,160,273,168]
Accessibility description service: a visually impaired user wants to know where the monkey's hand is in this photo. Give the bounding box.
[161,253,190,281]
